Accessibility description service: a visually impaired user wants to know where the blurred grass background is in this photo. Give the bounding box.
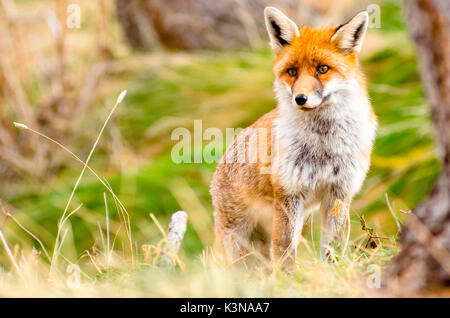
[0,0,441,296]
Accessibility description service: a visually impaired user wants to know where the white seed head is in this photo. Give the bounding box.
[116,90,127,104]
[13,122,29,129]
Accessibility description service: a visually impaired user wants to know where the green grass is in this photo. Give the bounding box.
[377,0,406,33]
[358,48,440,221]
[6,44,438,250]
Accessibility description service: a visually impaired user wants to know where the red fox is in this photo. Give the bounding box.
[211,7,377,267]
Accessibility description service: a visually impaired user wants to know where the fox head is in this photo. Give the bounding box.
[264,7,369,111]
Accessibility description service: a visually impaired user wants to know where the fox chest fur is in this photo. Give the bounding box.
[273,82,376,202]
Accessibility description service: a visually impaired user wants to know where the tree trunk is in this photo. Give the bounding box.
[114,0,324,51]
[384,0,450,296]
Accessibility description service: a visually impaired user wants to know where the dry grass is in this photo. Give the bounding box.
[0,222,397,297]
[0,0,130,178]
[0,86,398,297]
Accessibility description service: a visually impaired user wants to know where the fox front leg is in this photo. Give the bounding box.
[320,188,351,261]
[271,193,304,269]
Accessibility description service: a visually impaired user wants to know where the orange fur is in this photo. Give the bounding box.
[211,8,376,267]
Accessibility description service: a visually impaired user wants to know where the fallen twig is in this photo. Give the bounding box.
[158,211,188,269]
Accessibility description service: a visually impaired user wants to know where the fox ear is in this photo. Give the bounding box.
[264,7,299,52]
[332,11,369,53]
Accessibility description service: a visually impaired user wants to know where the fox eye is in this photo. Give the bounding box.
[317,65,329,74]
[287,68,297,77]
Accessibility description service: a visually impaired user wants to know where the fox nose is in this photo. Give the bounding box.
[295,94,308,106]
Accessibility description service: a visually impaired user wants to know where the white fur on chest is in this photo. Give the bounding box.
[273,80,376,198]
